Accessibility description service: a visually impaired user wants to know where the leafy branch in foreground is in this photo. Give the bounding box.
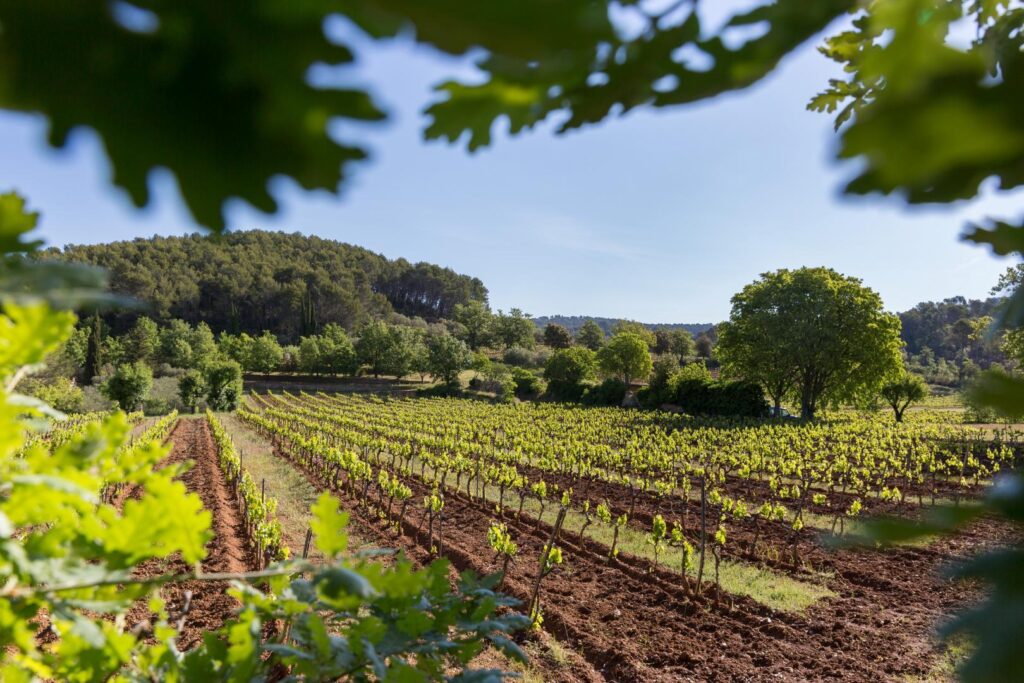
[12,1,1017,232]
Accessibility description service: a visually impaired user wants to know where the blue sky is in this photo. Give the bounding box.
[1,14,1021,324]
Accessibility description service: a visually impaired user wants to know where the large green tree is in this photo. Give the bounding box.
[319,324,359,375]
[355,321,416,378]
[717,268,903,419]
[244,331,284,374]
[123,316,159,364]
[158,319,194,368]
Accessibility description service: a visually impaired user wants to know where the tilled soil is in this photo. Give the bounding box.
[258,419,1020,683]
[124,418,255,648]
[519,462,1018,680]
[251,428,605,683]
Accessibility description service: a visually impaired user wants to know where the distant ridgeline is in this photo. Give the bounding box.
[533,315,715,337]
[40,230,487,341]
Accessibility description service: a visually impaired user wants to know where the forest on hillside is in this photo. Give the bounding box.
[40,231,1016,391]
[39,231,488,341]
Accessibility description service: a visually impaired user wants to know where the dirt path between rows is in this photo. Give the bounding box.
[125,418,255,648]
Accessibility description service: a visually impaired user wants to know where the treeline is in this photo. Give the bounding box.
[39,231,487,340]
[40,314,477,413]
[533,315,713,338]
[898,296,1007,386]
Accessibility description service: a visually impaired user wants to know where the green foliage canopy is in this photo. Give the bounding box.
[177,368,207,413]
[453,300,493,350]
[542,323,573,349]
[427,333,472,386]
[204,359,243,411]
[100,361,153,411]
[879,372,928,422]
[596,332,653,386]
[544,347,597,400]
[718,267,903,419]
[491,308,536,350]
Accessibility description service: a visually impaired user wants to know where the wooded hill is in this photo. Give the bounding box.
[40,231,487,342]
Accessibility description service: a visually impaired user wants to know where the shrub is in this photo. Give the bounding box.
[675,361,712,382]
[582,378,628,406]
[22,376,84,413]
[672,378,768,418]
[416,383,464,398]
[503,346,534,368]
[512,367,544,399]
[496,375,518,403]
[544,347,597,401]
[642,355,680,407]
[143,397,173,416]
[101,362,154,411]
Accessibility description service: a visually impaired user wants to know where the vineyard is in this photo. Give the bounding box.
[174,391,1014,682]
[7,382,1016,681]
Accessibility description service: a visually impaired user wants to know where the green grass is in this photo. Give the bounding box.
[422,462,834,612]
[218,413,378,559]
[903,637,972,682]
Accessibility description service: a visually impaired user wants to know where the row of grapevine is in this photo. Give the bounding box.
[243,391,1013,575]
[20,410,143,454]
[239,397,734,600]
[206,411,289,566]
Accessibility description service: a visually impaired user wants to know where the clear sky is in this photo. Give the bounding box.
[1,14,1021,324]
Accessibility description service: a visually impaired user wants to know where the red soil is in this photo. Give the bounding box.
[258,427,1016,683]
[124,418,256,648]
